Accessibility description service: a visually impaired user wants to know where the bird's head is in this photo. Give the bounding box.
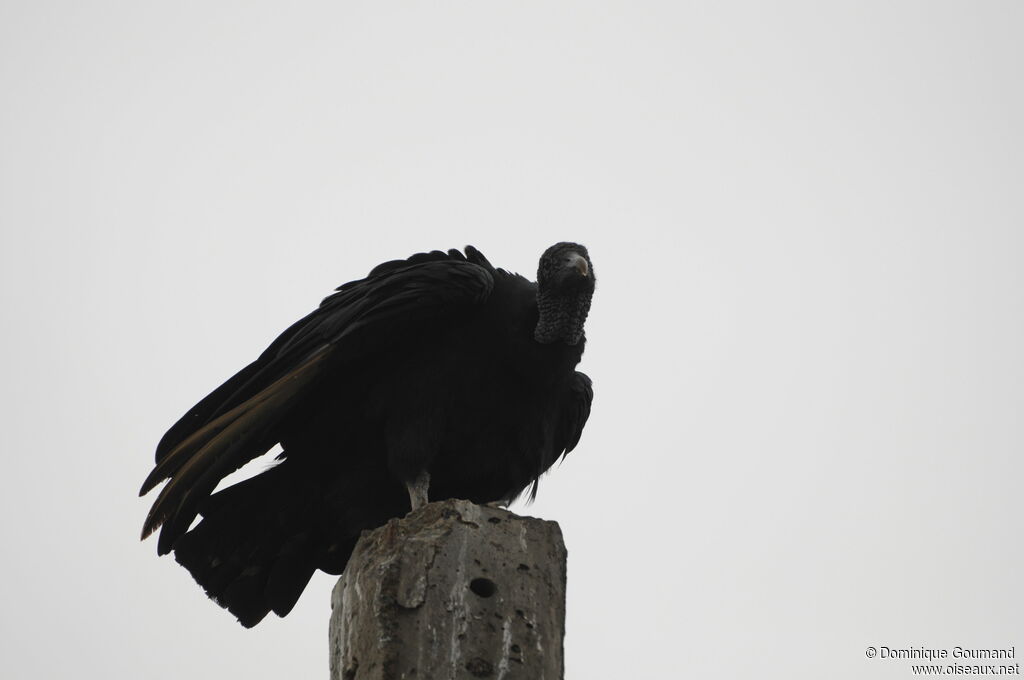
[534,242,595,346]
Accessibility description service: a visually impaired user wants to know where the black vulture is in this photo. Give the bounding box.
[140,242,595,627]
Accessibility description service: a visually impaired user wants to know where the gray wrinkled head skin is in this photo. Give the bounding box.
[534,242,596,345]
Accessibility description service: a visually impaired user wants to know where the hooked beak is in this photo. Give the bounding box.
[566,252,589,278]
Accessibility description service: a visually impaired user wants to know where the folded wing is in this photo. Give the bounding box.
[140,248,495,555]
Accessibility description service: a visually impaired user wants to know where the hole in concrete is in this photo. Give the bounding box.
[469,577,497,598]
[517,563,530,571]
[488,517,501,524]
[465,657,494,677]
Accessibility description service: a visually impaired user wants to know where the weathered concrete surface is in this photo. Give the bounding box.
[329,499,567,680]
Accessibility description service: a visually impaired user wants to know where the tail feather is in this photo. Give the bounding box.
[171,465,333,628]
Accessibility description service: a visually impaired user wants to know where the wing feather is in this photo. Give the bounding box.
[526,371,594,502]
[143,346,330,552]
[140,249,495,554]
[560,372,594,456]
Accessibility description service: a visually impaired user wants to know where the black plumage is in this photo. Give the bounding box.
[140,243,595,627]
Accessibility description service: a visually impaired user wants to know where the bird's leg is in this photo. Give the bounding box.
[406,470,430,512]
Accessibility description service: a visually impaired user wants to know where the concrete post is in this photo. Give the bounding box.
[329,499,567,680]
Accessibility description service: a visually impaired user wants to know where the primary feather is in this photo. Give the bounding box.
[140,243,596,626]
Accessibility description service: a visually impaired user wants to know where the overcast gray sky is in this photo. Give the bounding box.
[1,2,1022,678]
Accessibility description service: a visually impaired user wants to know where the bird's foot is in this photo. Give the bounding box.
[485,500,509,509]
